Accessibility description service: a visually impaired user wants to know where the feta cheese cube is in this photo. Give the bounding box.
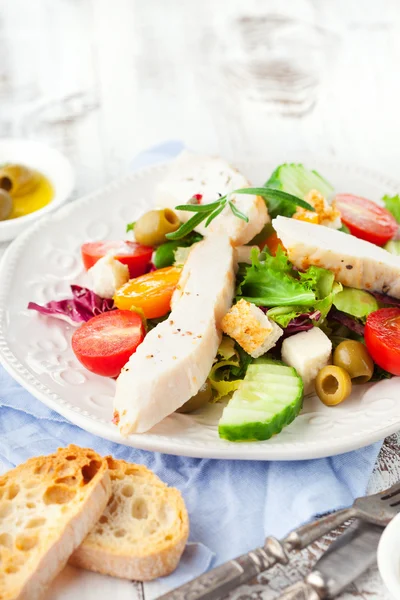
[281,327,332,394]
[89,255,129,299]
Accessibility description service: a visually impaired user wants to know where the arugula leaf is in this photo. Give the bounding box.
[230,344,252,379]
[371,364,393,381]
[383,194,400,223]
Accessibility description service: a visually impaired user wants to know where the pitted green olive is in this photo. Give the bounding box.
[177,381,212,413]
[0,189,13,221]
[0,164,40,196]
[333,340,374,384]
[134,209,180,246]
[315,365,352,406]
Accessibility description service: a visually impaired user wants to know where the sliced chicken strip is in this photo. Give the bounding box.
[156,150,269,246]
[114,233,235,435]
[273,216,400,298]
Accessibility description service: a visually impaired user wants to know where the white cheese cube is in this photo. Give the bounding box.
[221,299,283,358]
[89,255,129,299]
[281,327,332,394]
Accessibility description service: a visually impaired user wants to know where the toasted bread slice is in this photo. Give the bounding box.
[0,445,111,600]
[70,458,189,581]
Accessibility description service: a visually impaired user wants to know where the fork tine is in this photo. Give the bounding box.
[380,481,400,501]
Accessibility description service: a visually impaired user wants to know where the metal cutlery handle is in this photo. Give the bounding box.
[276,581,321,600]
[283,507,356,551]
[159,508,356,600]
[157,538,288,600]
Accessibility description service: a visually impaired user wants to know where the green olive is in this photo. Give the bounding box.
[134,209,180,246]
[177,381,212,413]
[333,340,374,384]
[0,164,40,196]
[315,365,352,406]
[0,189,13,221]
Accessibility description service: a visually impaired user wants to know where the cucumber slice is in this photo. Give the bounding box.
[266,164,334,200]
[218,358,303,442]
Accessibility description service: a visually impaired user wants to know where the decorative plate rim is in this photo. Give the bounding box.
[1,159,400,460]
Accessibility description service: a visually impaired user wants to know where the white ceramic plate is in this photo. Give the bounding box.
[0,138,75,241]
[1,159,400,460]
[378,513,400,599]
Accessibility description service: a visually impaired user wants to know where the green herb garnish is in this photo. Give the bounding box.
[126,222,135,233]
[166,187,314,241]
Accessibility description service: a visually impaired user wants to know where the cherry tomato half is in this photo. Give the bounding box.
[81,241,153,278]
[365,308,400,375]
[335,194,397,246]
[114,266,181,319]
[72,310,145,377]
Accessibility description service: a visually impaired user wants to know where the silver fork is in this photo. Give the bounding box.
[157,482,400,600]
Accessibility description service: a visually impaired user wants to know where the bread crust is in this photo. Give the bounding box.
[70,458,189,581]
[0,445,111,600]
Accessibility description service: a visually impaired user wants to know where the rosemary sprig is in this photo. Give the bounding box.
[234,187,315,212]
[166,187,314,241]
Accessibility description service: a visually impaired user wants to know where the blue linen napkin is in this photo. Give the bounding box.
[0,142,383,591]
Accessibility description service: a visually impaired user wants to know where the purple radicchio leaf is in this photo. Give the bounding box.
[329,307,365,336]
[284,311,321,337]
[370,291,400,307]
[27,285,115,325]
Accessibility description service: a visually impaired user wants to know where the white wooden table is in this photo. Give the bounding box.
[1,1,400,598]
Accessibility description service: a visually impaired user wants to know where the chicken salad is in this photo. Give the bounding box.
[28,151,400,443]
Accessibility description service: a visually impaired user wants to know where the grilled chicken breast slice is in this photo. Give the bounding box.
[156,150,269,246]
[273,216,400,298]
[114,233,235,435]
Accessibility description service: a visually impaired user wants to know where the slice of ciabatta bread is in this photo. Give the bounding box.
[0,445,111,600]
[69,457,189,581]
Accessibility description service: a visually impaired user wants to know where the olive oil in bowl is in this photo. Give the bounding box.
[0,164,54,221]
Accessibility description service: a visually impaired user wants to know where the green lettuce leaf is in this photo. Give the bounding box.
[217,336,237,360]
[333,287,378,321]
[209,359,242,402]
[237,247,334,308]
[383,194,400,223]
[384,239,400,255]
[209,342,252,401]
[267,306,306,328]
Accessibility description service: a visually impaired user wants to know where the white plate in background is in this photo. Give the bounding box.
[0,159,400,460]
[0,138,75,241]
